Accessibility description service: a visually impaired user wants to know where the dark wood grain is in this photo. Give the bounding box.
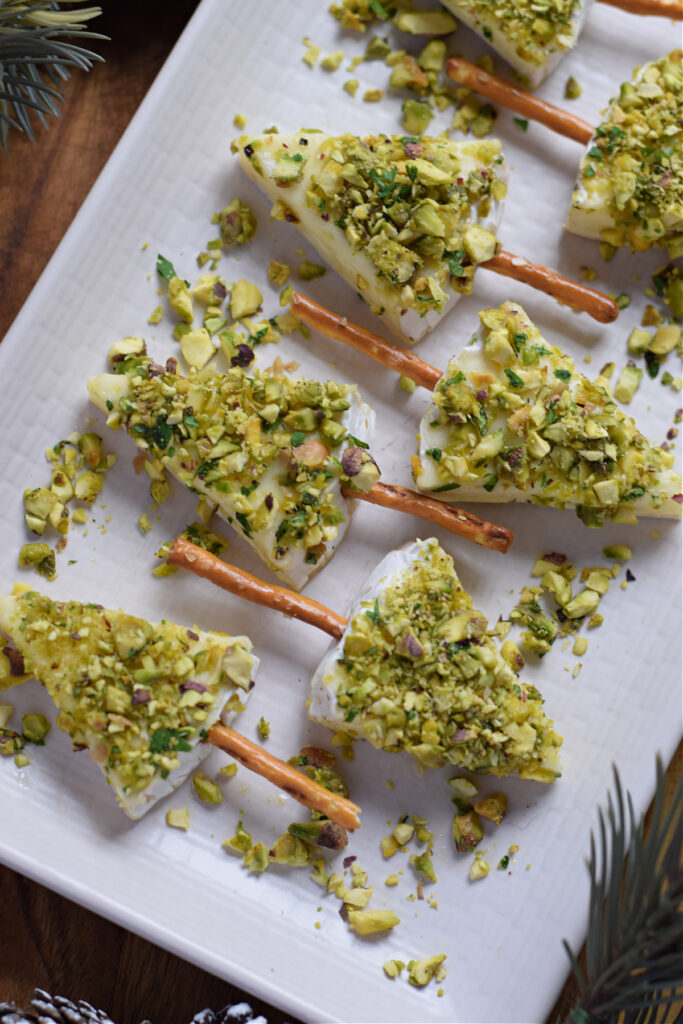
[0,4,680,1022]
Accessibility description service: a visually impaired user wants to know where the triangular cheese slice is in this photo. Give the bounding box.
[236,131,506,344]
[441,0,589,87]
[566,52,683,256]
[0,585,258,818]
[413,302,682,523]
[88,353,375,590]
[310,538,562,782]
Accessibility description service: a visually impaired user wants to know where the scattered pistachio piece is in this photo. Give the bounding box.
[166,807,190,830]
[407,954,447,987]
[321,50,344,71]
[469,854,490,881]
[298,259,327,281]
[347,909,400,935]
[564,75,582,99]
[363,88,384,102]
[257,716,271,740]
[193,770,223,804]
[343,78,359,96]
[383,959,405,979]
[302,36,321,69]
[148,305,163,325]
[22,713,50,744]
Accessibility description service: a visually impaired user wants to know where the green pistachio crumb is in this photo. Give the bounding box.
[148,305,163,325]
[298,259,327,281]
[399,374,417,393]
[220,762,238,777]
[564,76,582,100]
[137,513,152,535]
[343,79,359,96]
[257,716,271,740]
[233,113,247,129]
[407,954,447,986]
[321,50,344,71]
[302,37,321,68]
[22,713,50,744]
[268,260,290,286]
[166,807,190,830]
[193,770,224,804]
[14,752,31,768]
[383,959,405,979]
[363,88,384,102]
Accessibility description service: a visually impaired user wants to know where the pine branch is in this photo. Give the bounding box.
[0,0,107,149]
[563,756,683,1023]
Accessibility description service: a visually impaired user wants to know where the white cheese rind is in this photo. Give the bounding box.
[88,372,375,590]
[237,132,506,345]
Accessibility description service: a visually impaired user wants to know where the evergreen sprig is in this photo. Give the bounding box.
[564,756,683,1023]
[0,1,106,149]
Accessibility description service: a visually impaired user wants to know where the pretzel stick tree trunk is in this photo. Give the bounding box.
[447,58,593,143]
[483,252,617,323]
[209,724,361,830]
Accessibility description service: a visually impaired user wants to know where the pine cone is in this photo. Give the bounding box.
[188,1004,268,1024]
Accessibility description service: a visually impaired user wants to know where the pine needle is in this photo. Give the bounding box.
[0,0,107,149]
[564,756,683,1022]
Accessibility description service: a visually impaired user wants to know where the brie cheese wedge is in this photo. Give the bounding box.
[0,585,258,819]
[88,355,375,590]
[309,538,561,781]
[441,0,591,87]
[566,52,683,256]
[236,131,506,345]
[414,302,682,523]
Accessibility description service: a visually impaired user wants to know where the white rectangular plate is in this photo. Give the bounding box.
[1,3,680,1022]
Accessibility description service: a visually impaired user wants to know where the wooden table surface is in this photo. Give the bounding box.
[0,4,680,1023]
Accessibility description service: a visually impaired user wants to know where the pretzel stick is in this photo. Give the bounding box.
[209,724,361,830]
[346,482,513,553]
[599,0,683,17]
[291,291,441,390]
[168,537,347,639]
[447,57,593,144]
[484,251,619,323]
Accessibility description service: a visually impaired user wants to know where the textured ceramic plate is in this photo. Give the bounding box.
[0,2,680,1022]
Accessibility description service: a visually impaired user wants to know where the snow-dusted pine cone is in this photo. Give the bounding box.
[189,1003,267,1024]
[0,992,271,1024]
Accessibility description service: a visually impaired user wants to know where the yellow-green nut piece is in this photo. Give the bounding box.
[602,545,632,560]
[347,909,400,936]
[18,543,56,581]
[193,770,223,804]
[395,10,456,33]
[298,259,326,281]
[650,324,681,356]
[0,729,25,755]
[381,834,399,858]
[180,327,215,371]
[469,855,490,881]
[462,225,498,264]
[270,833,312,867]
[500,639,525,673]
[244,841,270,874]
[564,589,600,619]
[393,822,415,846]
[268,260,290,286]
[73,470,104,504]
[149,478,172,505]
[407,954,447,987]
[401,99,433,135]
[564,76,582,99]
[217,199,257,247]
[166,807,190,830]
[14,752,31,768]
[169,277,194,324]
[22,713,51,744]
[343,79,359,96]
[474,791,507,826]
[399,374,417,393]
[108,336,146,365]
[383,960,405,979]
[627,327,653,356]
[230,279,263,319]
[411,849,437,882]
[50,469,74,503]
[321,50,344,71]
[448,775,478,799]
[78,432,104,469]
[417,39,446,72]
[0,705,14,729]
[613,365,642,404]
[223,821,252,855]
[452,810,483,852]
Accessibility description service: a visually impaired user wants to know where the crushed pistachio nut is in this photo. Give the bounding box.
[14,752,30,768]
[148,305,163,325]
[343,78,359,96]
[395,9,457,33]
[347,909,400,935]
[410,849,437,882]
[399,374,417,394]
[19,543,56,581]
[244,841,270,873]
[393,822,414,846]
[0,705,13,729]
[448,775,478,800]
[0,729,25,755]
[269,833,313,867]
[565,76,582,100]
[22,712,50,744]
[224,819,253,855]
[329,0,399,31]
[257,716,271,740]
[602,544,632,560]
[381,834,400,858]
[363,88,385,102]
[383,959,406,979]
[469,854,490,881]
[193,770,223,804]
[453,810,483,852]
[302,36,321,68]
[572,53,683,256]
[166,807,190,830]
[233,113,247,129]
[321,50,344,71]
[474,791,507,825]
[298,259,326,281]
[613,364,642,404]
[268,261,290,287]
[572,636,588,656]
[407,954,447,987]
[653,263,683,318]
[215,200,257,249]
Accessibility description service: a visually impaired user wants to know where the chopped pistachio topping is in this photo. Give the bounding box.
[1,589,255,799]
[408,954,447,987]
[469,854,490,880]
[257,716,271,740]
[298,133,503,316]
[419,303,680,523]
[325,540,561,778]
[166,807,190,830]
[564,76,582,100]
[444,0,580,68]
[329,0,399,31]
[215,199,257,247]
[99,357,369,570]
[572,52,682,256]
[347,909,400,935]
[268,260,290,286]
[22,712,50,744]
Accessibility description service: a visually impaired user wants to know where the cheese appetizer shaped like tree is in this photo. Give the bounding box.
[236,131,506,344]
[0,586,258,819]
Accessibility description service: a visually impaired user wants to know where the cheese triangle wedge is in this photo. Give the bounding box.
[310,538,562,781]
[0,585,258,818]
[440,0,590,87]
[413,302,682,523]
[236,131,506,344]
[88,351,375,590]
[566,51,683,256]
